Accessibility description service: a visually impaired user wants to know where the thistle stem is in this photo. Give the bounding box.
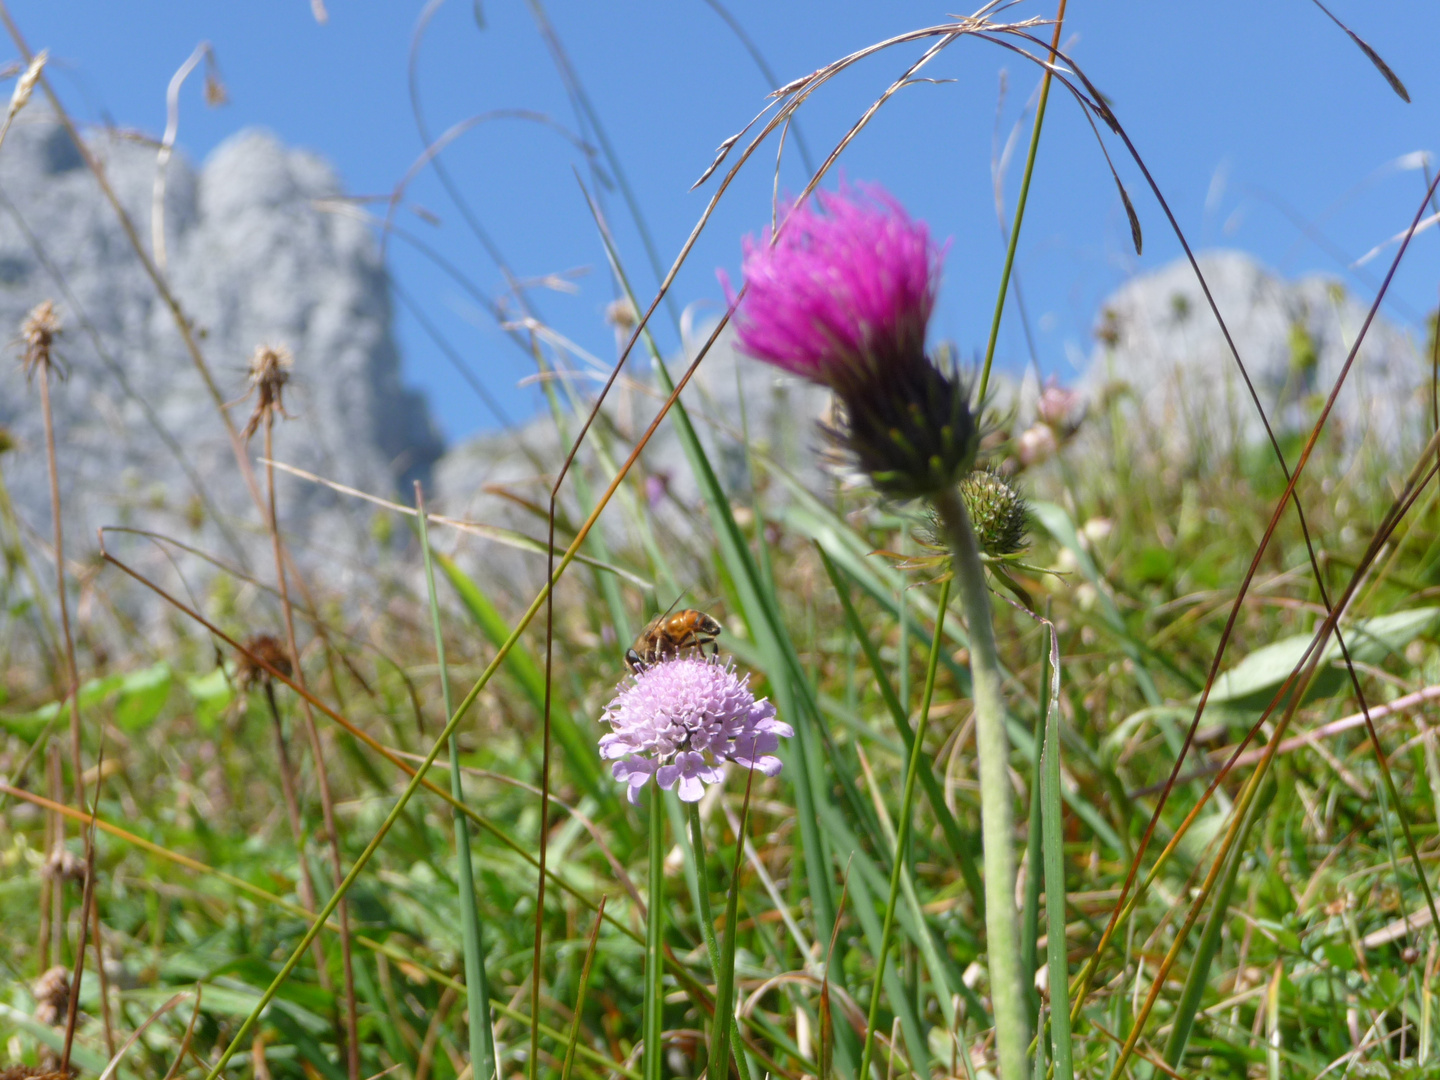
[934,486,1027,1080]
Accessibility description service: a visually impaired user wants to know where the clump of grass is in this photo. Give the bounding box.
[2,4,1438,1080]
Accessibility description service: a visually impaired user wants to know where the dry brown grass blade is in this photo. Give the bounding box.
[377,107,594,261]
[94,536,662,943]
[259,457,652,588]
[153,42,220,275]
[1130,681,1440,795]
[159,987,203,1080]
[1308,0,1410,102]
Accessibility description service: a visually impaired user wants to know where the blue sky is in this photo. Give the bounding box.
[9,1,1440,441]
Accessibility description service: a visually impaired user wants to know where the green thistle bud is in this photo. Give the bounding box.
[958,470,1029,557]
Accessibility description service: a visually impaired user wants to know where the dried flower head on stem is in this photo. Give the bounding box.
[18,299,61,381]
[236,632,294,693]
[242,343,293,439]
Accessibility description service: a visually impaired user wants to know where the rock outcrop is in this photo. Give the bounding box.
[1080,250,1427,460]
[0,117,441,642]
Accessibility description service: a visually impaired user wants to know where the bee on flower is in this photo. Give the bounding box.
[599,655,792,805]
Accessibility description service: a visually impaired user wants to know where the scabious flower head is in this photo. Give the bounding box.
[725,183,977,500]
[599,656,792,806]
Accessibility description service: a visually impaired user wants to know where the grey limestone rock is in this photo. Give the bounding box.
[1080,250,1427,461]
[0,116,441,645]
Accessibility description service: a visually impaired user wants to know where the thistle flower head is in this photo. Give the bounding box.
[728,184,940,386]
[726,184,976,500]
[599,656,792,805]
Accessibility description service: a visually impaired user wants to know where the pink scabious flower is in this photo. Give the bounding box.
[725,183,978,500]
[599,656,792,806]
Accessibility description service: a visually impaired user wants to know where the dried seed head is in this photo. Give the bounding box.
[958,470,1029,557]
[604,297,638,333]
[242,343,293,439]
[32,965,70,1026]
[19,299,60,380]
[236,632,293,692]
[7,48,46,122]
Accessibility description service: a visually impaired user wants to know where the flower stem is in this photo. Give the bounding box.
[934,486,1028,1080]
[644,784,665,1080]
[687,802,754,1080]
[856,577,951,1080]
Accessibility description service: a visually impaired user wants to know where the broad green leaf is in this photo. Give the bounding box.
[113,662,173,731]
[1204,607,1439,707]
[186,665,234,731]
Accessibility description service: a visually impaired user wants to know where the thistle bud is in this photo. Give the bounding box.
[957,469,1029,557]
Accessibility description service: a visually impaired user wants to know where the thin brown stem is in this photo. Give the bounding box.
[90,881,117,1058]
[36,362,83,812]
[48,741,64,967]
[265,415,359,1080]
[262,677,332,994]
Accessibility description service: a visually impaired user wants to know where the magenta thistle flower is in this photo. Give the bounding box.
[599,656,792,805]
[725,183,977,500]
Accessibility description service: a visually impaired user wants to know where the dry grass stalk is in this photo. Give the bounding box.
[244,341,360,1080]
[239,630,331,998]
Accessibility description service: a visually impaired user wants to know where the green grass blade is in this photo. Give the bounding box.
[1022,702,1044,1031]
[1039,625,1073,1080]
[816,545,984,914]
[856,578,951,1080]
[434,549,610,810]
[687,801,754,1080]
[588,210,859,1075]
[710,769,757,1080]
[418,496,497,1080]
[560,896,607,1080]
[1163,776,1276,1068]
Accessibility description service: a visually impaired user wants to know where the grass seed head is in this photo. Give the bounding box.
[31,966,70,1027]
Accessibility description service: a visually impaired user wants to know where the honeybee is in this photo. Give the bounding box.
[625,607,722,673]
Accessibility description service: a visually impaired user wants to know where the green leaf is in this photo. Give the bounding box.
[186,665,234,732]
[1204,607,1440,707]
[113,662,173,731]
